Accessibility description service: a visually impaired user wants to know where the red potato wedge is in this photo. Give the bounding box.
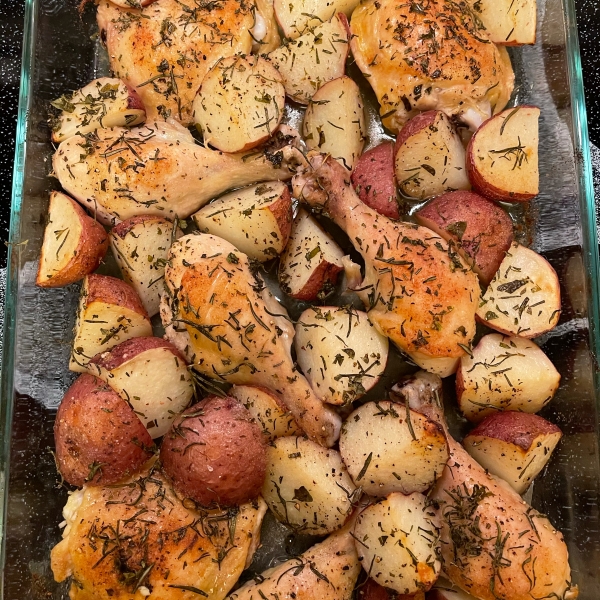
[456,333,561,423]
[354,493,441,595]
[467,106,540,202]
[279,208,345,300]
[36,191,108,288]
[267,14,349,105]
[87,337,194,439]
[111,215,183,317]
[50,78,145,143]
[192,182,292,262]
[351,142,399,219]
[192,55,285,153]
[303,76,365,170]
[395,111,470,200]
[161,397,267,507]
[463,412,562,494]
[465,0,536,45]
[230,385,302,441]
[273,0,359,39]
[54,374,153,487]
[339,400,448,495]
[415,191,514,285]
[476,242,561,337]
[295,306,389,405]
[69,274,152,373]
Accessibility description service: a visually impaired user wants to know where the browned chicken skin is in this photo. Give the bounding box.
[392,372,578,600]
[97,0,256,125]
[292,153,479,372]
[350,0,515,131]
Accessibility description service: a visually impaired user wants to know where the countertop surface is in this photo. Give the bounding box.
[1,0,600,270]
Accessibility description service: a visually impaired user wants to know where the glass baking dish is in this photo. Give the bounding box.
[2,0,600,597]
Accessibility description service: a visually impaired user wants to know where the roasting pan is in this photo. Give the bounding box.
[1,0,600,597]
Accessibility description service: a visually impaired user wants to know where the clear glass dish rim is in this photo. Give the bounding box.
[1,0,600,594]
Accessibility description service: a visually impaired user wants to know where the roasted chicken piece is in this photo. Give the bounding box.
[292,153,479,375]
[53,121,305,225]
[160,233,342,447]
[391,372,578,600]
[51,460,267,600]
[350,0,515,131]
[227,522,360,599]
[97,0,279,125]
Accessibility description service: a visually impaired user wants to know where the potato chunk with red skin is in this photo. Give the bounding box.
[161,396,267,507]
[54,374,153,487]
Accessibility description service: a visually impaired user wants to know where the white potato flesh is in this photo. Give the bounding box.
[192,55,285,153]
[354,492,442,595]
[51,78,145,143]
[339,400,448,495]
[279,208,345,300]
[295,306,388,405]
[230,385,302,440]
[467,106,540,202]
[457,333,561,422]
[407,353,460,378]
[465,0,536,45]
[70,294,152,373]
[192,182,292,262]
[267,15,349,105]
[261,436,356,534]
[395,111,470,200]
[87,347,194,439]
[477,243,561,337]
[274,0,359,39]
[303,76,365,170]
[111,217,182,318]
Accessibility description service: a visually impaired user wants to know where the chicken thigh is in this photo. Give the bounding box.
[391,372,578,600]
[292,153,479,375]
[161,233,342,447]
[51,460,267,600]
[350,0,515,131]
[53,121,305,225]
[97,0,278,125]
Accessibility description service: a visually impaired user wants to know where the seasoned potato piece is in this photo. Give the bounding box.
[261,436,356,534]
[339,400,448,495]
[354,492,441,595]
[456,333,561,422]
[476,243,561,337]
[192,55,285,153]
[50,78,145,143]
[295,306,389,405]
[303,76,365,170]
[230,385,302,441]
[36,191,108,288]
[193,182,292,262]
[161,397,267,507]
[395,111,470,200]
[267,14,349,104]
[464,0,536,45]
[70,274,152,373]
[463,412,562,494]
[54,374,153,487]
[279,208,345,301]
[467,106,540,202]
[111,215,182,317]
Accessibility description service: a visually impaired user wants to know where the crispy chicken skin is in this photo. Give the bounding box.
[52,121,305,225]
[97,0,254,125]
[161,233,342,447]
[392,372,578,600]
[350,0,515,131]
[51,461,267,600]
[293,153,479,364]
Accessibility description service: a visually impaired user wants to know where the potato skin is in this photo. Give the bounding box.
[160,396,267,507]
[54,374,153,486]
[86,273,149,317]
[394,110,439,152]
